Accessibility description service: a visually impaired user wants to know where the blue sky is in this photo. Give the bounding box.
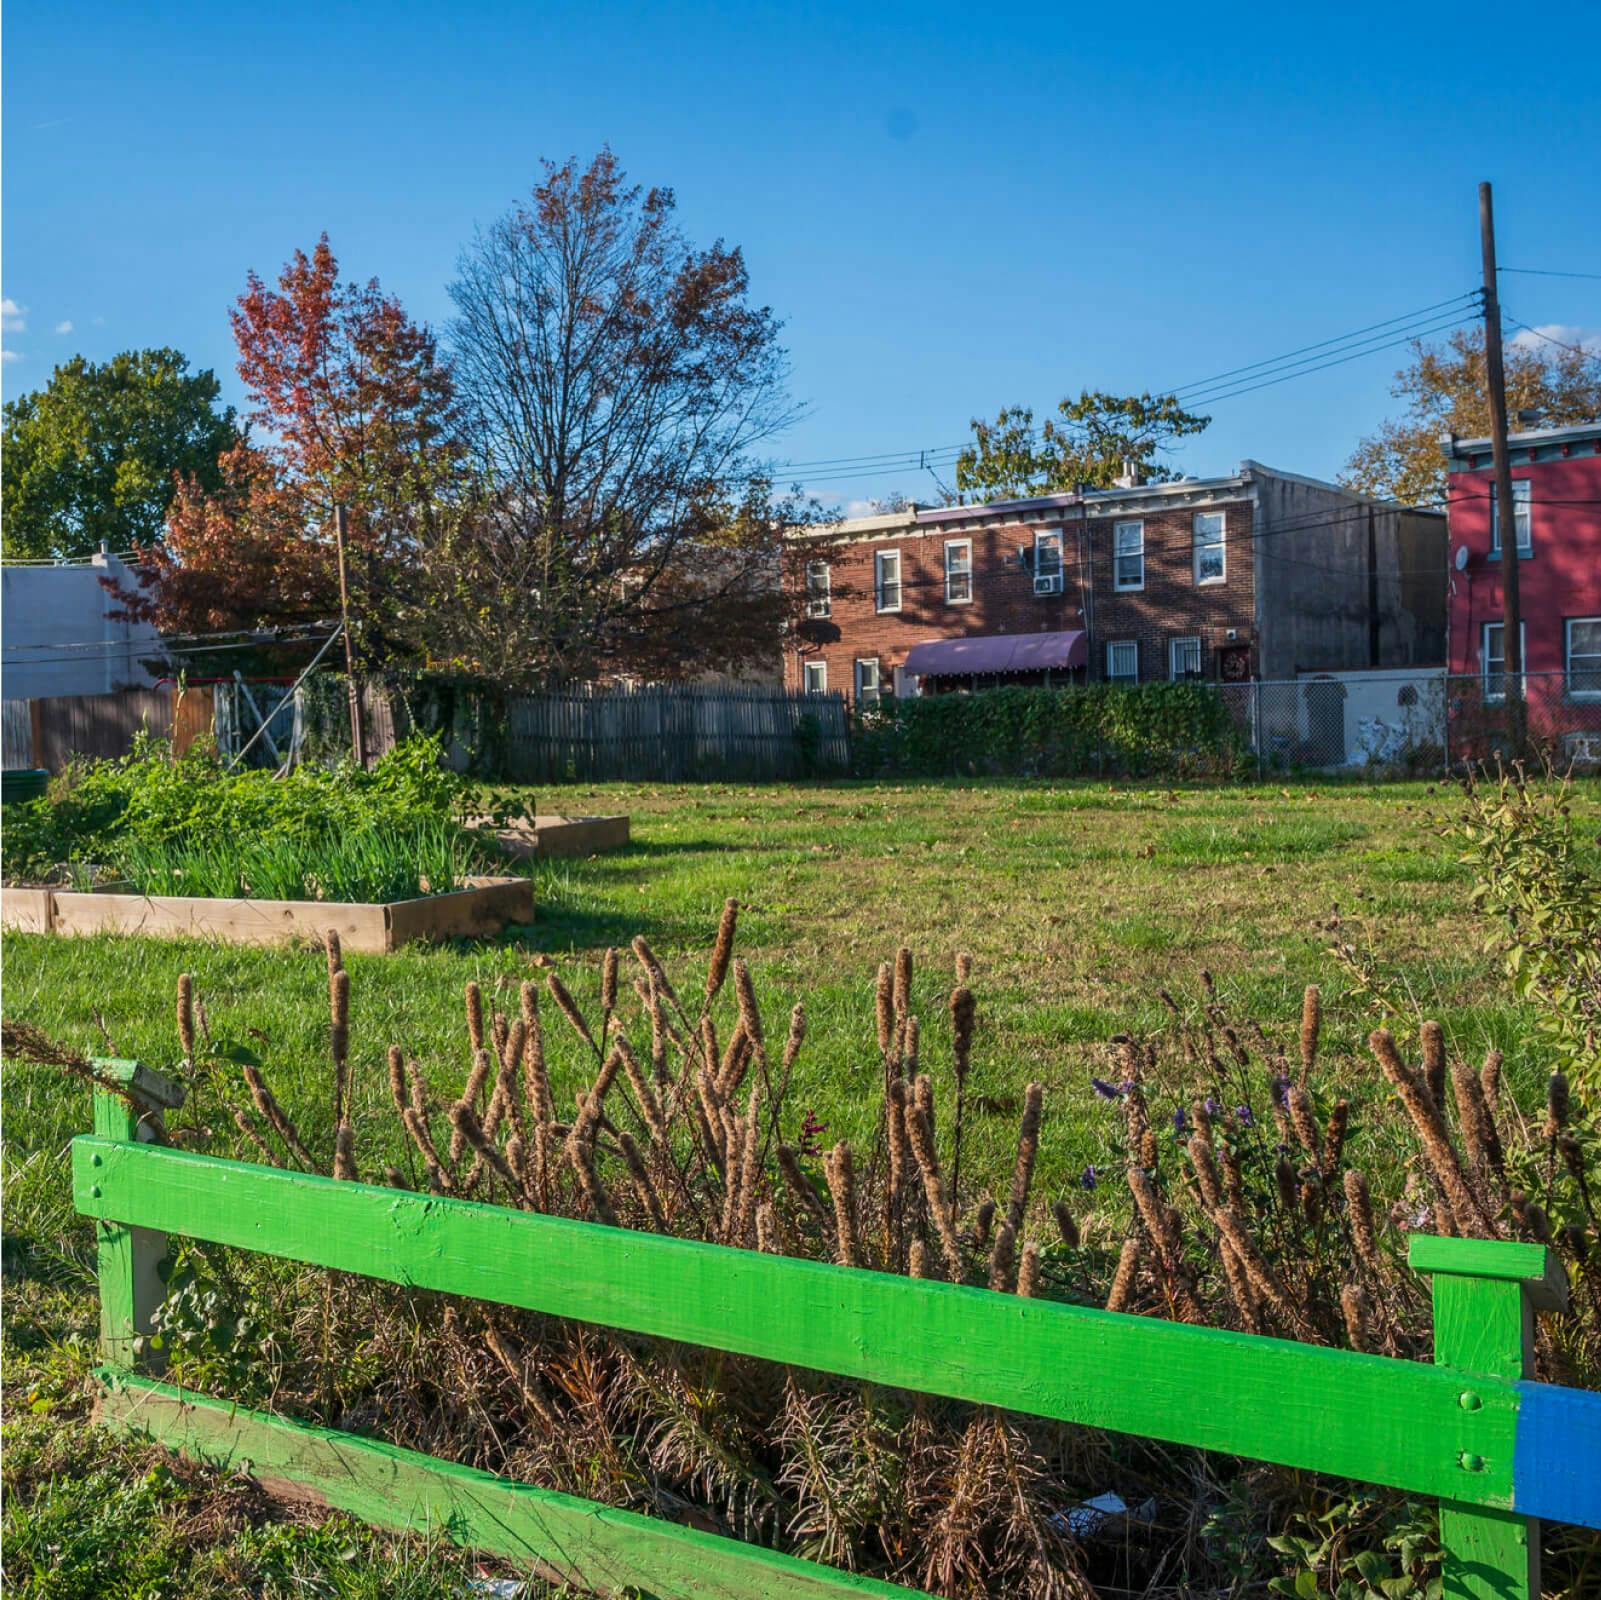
[4,0,1598,513]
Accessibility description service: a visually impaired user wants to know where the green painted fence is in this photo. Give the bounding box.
[74,1060,1600,1600]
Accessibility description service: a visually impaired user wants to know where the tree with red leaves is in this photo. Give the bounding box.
[118,237,459,666]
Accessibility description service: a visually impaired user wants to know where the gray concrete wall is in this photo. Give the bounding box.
[1,554,164,700]
[1249,466,1446,678]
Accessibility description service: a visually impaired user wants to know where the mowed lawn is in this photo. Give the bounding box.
[7,776,1594,1213]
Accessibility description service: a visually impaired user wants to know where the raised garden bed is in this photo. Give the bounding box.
[2,875,532,953]
[471,813,630,860]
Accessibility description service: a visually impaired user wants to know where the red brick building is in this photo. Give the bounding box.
[1444,419,1601,717]
[786,462,1445,703]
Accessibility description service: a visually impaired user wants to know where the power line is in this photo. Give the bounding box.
[2,631,337,667]
[1502,315,1601,361]
[1499,266,1601,282]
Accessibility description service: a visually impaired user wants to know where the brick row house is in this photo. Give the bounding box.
[785,462,1446,703]
[1443,419,1601,737]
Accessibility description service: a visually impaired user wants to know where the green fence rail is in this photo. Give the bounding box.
[74,1060,1600,1600]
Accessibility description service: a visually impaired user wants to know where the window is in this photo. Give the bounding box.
[1106,641,1139,683]
[1169,636,1202,680]
[1488,479,1533,556]
[944,539,973,604]
[1033,529,1064,594]
[855,657,881,705]
[1567,617,1601,699]
[805,560,831,618]
[1193,511,1226,584]
[874,549,902,613]
[1113,519,1145,590]
[803,660,828,695]
[1481,621,1526,702]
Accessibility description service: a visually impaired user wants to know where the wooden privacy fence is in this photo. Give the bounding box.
[505,683,850,781]
[3,685,215,772]
[78,1062,1599,1600]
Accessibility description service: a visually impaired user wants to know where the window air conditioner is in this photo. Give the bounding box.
[1034,574,1063,596]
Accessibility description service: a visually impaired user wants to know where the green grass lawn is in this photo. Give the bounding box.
[4,775,1597,1596]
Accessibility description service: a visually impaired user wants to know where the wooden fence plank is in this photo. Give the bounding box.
[94,1368,928,1598]
[71,1137,1533,1514]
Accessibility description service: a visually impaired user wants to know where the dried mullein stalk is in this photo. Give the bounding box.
[546,971,596,1052]
[781,1004,806,1078]
[490,1008,510,1064]
[568,1046,623,1155]
[1480,1048,1504,1115]
[1188,1134,1225,1211]
[825,1142,861,1268]
[1420,1021,1447,1112]
[176,973,195,1061]
[1210,1206,1304,1332]
[1274,1156,1299,1215]
[333,1123,357,1182]
[465,980,485,1054]
[1545,1073,1570,1139]
[450,1102,517,1191]
[755,1201,777,1254]
[732,959,765,1051]
[630,936,677,1008]
[1106,1238,1141,1314]
[1298,984,1320,1084]
[386,1045,407,1116]
[905,1102,965,1282]
[520,982,554,1126]
[886,1078,911,1209]
[1344,1169,1382,1273]
[646,981,671,1086]
[718,1026,753,1101]
[1340,1283,1373,1353]
[1016,1241,1042,1299]
[1004,1082,1044,1236]
[1053,1200,1079,1250]
[1323,1098,1351,1175]
[617,1131,668,1232]
[734,1083,763,1247]
[617,1037,669,1148]
[955,951,972,984]
[902,1014,920,1079]
[987,1220,1017,1292]
[324,928,343,978]
[600,947,619,1016]
[1511,1189,1552,1243]
[383,1164,410,1190]
[875,962,894,1056]
[1370,1029,1494,1237]
[329,968,350,1124]
[1218,1236,1261,1334]
[451,1049,494,1162]
[233,1107,282,1167]
[1452,1062,1505,1186]
[1220,1142,1245,1213]
[971,1198,996,1250]
[566,1133,618,1226]
[705,898,739,1006]
[909,1237,932,1280]
[241,1063,314,1168]
[1286,1086,1321,1169]
[893,946,913,1030]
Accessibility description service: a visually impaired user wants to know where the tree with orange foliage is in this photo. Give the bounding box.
[116,237,460,667]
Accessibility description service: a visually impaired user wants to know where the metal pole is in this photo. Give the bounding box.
[1479,182,1525,759]
[334,505,366,767]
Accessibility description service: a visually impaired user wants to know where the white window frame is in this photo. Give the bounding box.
[805,559,832,619]
[854,657,881,705]
[944,538,973,605]
[1169,636,1203,680]
[1106,640,1139,684]
[802,660,828,696]
[1488,479,1533,557]
[1113,519,1145,591]
[1193,511,1226,585]
[1481,620,1526,703]
[1033,529,1064,593]
[874,548,902,614]
[1566,616,1601,700]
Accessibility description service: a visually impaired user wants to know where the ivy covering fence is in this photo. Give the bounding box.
[852,684,1247,779]
[76,1060,1600,1600]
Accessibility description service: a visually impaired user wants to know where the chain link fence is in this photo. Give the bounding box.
[1216,671,1601,777]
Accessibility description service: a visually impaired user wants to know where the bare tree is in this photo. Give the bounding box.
[444,150,807,683]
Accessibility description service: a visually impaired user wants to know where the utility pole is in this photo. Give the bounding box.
[334,504,366,768]
[1478,181,1525,757]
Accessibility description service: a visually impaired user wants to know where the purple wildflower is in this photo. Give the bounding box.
[1270,1075,1291,1109]
[1234,1104,1254,1128]
[1090,1077,1122,1101]
[1079,1164,1100,1191]
[1204,1097,1220,1118]
[798,1109,828,1159]
[1171,1105,1189,1136]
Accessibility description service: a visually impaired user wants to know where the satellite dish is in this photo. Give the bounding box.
[1454,545,1470,572]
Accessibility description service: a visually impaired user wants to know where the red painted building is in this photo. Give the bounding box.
[1444,420,1601,741]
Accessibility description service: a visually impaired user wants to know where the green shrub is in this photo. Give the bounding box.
[853,683,1247,779]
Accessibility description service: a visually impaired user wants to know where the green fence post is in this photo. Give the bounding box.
[90,1059,186,1372]
[1410,1235,1568,1600]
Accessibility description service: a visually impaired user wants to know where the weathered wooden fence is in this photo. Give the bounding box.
[504,683,850,781]
[75,1061,1600,1600]
[2,685,215,772]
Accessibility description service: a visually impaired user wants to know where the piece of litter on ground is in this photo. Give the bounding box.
[468,1579,527,1597]
[1051,1491,1159,1539]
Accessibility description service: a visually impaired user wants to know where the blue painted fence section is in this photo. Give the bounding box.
[1512,1380,1601,1528]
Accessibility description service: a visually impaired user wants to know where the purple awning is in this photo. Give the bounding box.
[903,630,1087,679]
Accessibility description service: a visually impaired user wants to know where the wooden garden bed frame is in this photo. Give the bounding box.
[4,876,531,953]
[77,1061,1600,1600]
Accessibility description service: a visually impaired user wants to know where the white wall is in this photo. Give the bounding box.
[1293,668,1446,766]
[1,553,164,701]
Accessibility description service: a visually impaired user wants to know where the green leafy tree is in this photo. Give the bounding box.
[954,390,1210,501]
[1,348,238,560]
[1343,326,1601,506]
